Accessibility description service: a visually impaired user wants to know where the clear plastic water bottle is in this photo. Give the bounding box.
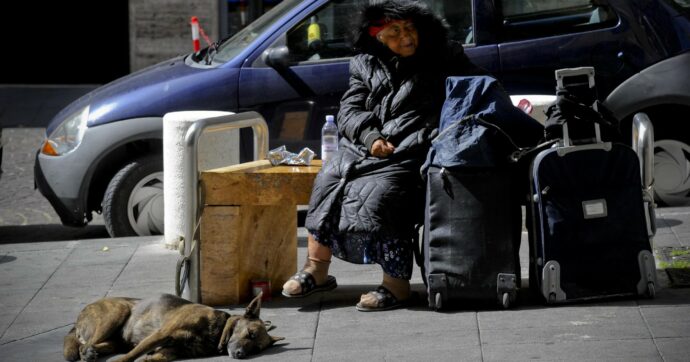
[321,115,338,164]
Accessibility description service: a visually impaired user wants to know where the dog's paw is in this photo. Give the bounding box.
[80,346,97,362]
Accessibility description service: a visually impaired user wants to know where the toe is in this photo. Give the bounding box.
[282,279,302,295]
[358,292,379,308]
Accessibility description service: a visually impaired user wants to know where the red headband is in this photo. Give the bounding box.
[368,18,414,37]
[368,18,393,37]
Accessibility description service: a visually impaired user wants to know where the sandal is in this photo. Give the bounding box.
[281,271,337,298]
[355,286,418,312]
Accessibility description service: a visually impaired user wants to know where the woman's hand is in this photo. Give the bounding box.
[371,138,396,158]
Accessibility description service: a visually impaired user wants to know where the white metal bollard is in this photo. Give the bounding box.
[162,111,239,250]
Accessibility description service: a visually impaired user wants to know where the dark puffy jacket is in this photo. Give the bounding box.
[305,0,482,239]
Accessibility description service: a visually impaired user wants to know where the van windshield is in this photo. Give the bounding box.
[213,0,304,63]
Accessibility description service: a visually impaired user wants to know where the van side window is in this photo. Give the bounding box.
[286,0,365,62]
[499,0,617,41]
[426,0,474,45]
[286,0,474,62]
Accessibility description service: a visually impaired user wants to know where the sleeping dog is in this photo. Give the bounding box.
[63,292,283,361]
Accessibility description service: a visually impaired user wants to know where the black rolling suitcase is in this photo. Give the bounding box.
[424,165,521,309]
[421,76,543,310]
[529,68,657,303]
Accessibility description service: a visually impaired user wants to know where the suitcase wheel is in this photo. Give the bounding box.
[502,293,510,309]
[429,292,443,311]
[646,282,655,299]
[548,292,557,304]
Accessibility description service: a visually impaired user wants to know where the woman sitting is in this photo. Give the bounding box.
[282,0,483,311]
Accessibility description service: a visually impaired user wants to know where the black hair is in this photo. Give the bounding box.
[352,0,449,59]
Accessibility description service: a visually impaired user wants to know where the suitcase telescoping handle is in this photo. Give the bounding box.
[562,121,602,147]
[555,67,602,146]
[555,67,595,90]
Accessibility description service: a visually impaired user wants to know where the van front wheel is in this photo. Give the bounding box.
[103,156,164,237]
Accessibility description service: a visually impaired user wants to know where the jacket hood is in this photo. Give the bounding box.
[352,0,449,60]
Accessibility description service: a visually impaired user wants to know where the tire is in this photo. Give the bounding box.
[654,139,690,206]
[103,155,164,237]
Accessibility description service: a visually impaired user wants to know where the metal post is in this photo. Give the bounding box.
[181,111,268,302]
[632,112,656,237]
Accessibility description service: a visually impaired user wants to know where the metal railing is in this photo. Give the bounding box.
[632,112,656,237]
[177,111,268,302]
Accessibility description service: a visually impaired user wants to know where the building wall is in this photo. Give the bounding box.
[0,1,129,84]
[129,0,221,72]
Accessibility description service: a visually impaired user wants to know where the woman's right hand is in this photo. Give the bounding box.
[371,138,396,158]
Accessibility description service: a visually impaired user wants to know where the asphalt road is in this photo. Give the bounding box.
[0,128,109,243]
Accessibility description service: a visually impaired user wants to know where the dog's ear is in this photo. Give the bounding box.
[218,316,240,352]
[244,292,262,319]
[264,320,276,332]
[270,335,286,345]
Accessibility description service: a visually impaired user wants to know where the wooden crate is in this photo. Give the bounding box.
[199,160,321,305]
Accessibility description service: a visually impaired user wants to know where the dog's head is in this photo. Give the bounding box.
[218,292,285,359]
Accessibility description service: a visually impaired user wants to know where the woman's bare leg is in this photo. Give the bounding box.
[307,233,332,262]
[282,234,332,295]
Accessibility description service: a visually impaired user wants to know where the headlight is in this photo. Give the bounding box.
[41,105,89,156]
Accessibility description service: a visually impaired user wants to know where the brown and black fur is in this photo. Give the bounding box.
[63,293,283,361]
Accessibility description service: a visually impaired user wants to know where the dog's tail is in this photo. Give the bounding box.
[63,326,80,361]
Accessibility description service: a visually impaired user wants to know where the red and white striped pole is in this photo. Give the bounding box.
[190,16,201,52]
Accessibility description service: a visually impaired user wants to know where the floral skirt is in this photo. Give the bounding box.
[311,229,413,280]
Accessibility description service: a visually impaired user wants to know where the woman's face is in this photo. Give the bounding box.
[377,20,418,57]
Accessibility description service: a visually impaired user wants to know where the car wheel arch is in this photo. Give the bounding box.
[84,138,163,217]
[604,51,690,120]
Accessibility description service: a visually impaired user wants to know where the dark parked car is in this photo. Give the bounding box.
[35,0,690,237]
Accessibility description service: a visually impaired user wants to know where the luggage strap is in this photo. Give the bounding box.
[509,139,558,162]
[474,117,557,163]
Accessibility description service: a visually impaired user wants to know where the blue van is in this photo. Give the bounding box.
[35,0,690,237]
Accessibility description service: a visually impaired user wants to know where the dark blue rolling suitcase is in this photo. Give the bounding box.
[528,68,657,303]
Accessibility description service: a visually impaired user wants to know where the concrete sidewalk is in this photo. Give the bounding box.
[1,208,690,361]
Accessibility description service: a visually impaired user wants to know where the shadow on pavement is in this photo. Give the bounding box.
[0,224,109,243]
[657,217,683,227]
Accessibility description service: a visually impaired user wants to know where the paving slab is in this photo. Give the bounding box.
[0,289,37,339]
[482,338,662,361]
[0,247,72,290]
[478,304,652,345]
[653,232,683,248]
[0,326,69,362]
[640,305,690,338]
[655,336,690,362]
[0,286,94,344]
[314,307,482,361]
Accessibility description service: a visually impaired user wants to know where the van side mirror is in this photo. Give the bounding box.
[263,46,292,69]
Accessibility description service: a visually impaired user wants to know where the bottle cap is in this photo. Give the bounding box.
[326,115,334,122]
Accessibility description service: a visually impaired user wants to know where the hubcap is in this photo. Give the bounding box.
[654,140,690,206]
[127,172,164,236]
